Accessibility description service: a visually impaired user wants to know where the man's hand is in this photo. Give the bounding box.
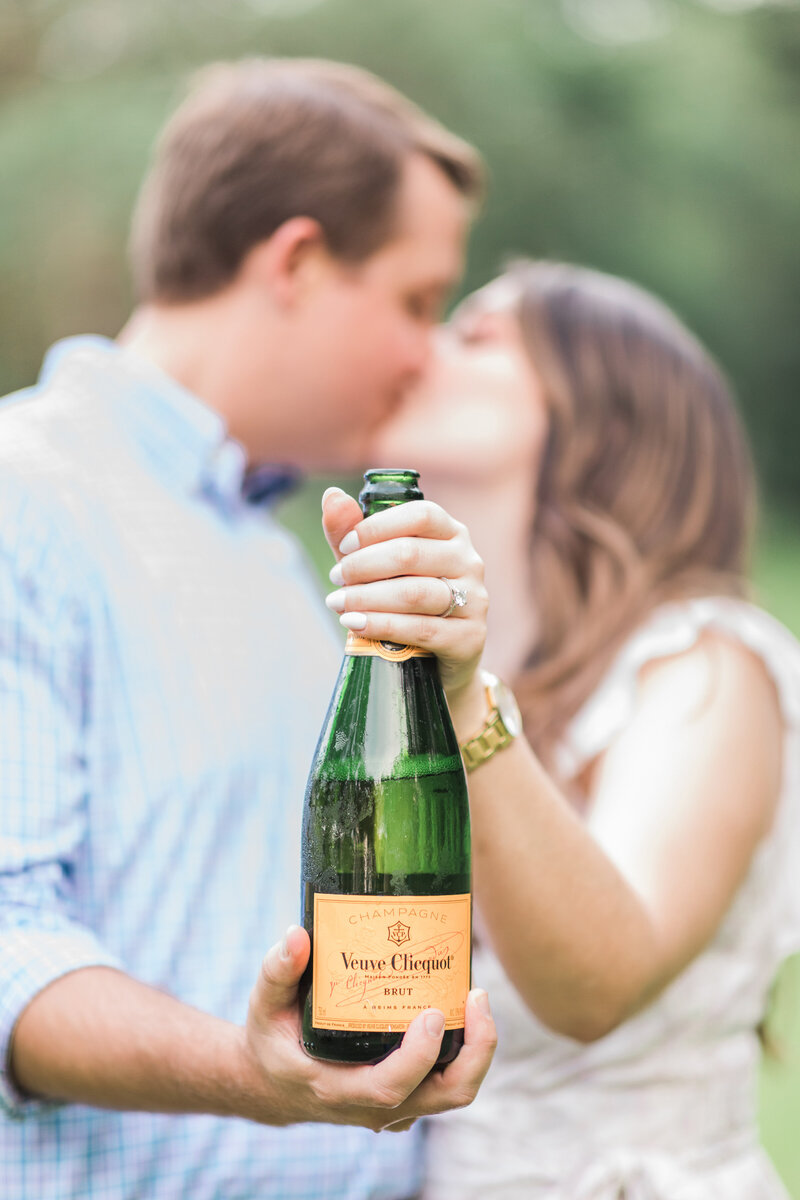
[241,925,496,1132]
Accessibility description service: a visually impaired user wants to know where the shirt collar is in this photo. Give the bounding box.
[40,336,299,510]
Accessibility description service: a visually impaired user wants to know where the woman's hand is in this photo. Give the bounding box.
[321,487,488,705]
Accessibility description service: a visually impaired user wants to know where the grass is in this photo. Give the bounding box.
[279,483,800,1193]
[761,958,800,1196]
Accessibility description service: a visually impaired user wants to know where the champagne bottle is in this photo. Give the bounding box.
[300,468,472,1065]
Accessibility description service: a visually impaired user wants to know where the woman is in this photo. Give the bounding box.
[322,262,800,1197]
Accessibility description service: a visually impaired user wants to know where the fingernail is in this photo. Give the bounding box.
[281,925,301,959]
[424,1011,446,1039]
[472,988,491,1016]
[339,530,360,555]
[321,486,345,508]
[329,563,344,587]
[340,612,367,631]
[325,590,345,613]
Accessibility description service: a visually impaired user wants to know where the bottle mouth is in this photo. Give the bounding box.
[359,469,424,514]
[363,468,420,482]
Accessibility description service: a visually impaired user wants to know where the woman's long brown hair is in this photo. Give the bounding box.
[504,262,757,769]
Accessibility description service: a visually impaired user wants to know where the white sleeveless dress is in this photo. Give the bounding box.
[424,598,800,1199]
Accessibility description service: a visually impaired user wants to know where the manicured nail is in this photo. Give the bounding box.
[339,530,360,555]
[321,486,346,508]
[424,1011,446,1039]
[340,612,367,631]
[472,988,491,1016]
[329,562,344,587]
[325,590,345,613]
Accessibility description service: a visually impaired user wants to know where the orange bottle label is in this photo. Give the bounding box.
[344,632,434,662]
[311,892,472,1032]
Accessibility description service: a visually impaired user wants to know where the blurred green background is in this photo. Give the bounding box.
[1,0,798,1189]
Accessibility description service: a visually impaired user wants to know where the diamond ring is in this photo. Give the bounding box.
[438,578,468,619]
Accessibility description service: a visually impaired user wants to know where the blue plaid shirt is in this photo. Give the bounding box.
[0,338,423,1199]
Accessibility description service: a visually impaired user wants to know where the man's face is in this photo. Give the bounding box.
[276,154,470,469]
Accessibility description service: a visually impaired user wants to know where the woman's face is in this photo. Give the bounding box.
[367,285,549,487]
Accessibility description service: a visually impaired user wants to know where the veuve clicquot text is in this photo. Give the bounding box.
[300,468,472,1065]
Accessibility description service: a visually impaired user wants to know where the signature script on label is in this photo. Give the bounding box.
[328,931,464,1010]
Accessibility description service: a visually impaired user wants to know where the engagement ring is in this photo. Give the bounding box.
[438,578,468,618]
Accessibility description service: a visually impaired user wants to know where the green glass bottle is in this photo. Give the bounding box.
[300,468,472,1065]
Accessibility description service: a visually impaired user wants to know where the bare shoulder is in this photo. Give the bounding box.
[637,626,782,725]
[584,625,786,978]
[622,626,784,835]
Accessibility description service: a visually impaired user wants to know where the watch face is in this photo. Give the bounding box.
[494,679,523,738]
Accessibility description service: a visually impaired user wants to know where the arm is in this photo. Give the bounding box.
[0,497,125,1113]
[11,930,496,1130]
[320,492,783,1041]
[452,633,783,1040]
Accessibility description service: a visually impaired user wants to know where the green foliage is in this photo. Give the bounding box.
[761,956,800,1199]
[755,508,800,634]
[0,0,799,503]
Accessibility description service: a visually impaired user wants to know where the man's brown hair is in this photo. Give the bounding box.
[130,58,484,304]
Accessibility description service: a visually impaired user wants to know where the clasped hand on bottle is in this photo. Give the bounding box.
[321,486,489,720]
[243,925,496,1131]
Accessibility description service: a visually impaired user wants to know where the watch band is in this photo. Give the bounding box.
[460,710,512,772]
[459,672,521,773]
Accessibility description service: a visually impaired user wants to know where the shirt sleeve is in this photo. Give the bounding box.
[0,492,122,1117]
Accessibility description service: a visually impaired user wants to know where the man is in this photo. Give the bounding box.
[0,59,495,1199]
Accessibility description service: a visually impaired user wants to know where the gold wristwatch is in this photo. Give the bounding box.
[459,670,522,773]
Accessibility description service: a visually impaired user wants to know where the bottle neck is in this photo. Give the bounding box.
[345,465,433,661]
[321,652,460,780]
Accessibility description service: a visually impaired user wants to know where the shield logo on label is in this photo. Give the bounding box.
[387,921,411,946]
